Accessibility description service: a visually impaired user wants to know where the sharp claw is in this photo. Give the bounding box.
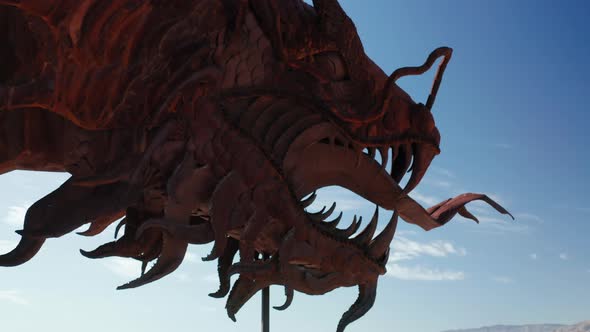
[117,235,188,290]
[0,236,45,267]
[273,286,294,311]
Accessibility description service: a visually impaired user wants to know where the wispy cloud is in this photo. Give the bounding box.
[1,204,28,227]
[0,290,29,305]
[559,253,569,260]
[430,166,456,179]
[386,264,465,281]
[530,253,538,260]
[470,216,529,234]
[492,276,514,284]
[390,237,466,262]
[385,237,467,281]
[396,230,418,236]
[433,180,452,188]
[409,191,440,206]
[307,187,369,212]
[102,258,142,278]
[514,212,543,223]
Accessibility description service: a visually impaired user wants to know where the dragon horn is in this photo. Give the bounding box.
[384,47,453,111]
[336,281,378,332]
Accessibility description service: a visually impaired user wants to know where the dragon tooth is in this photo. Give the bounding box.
[300,191,317,208]
[367,147,376,159]
[338,215,362,238]
[378,147,389,169]
[402,144,437,194]
[391,144,412,183]
[352,206,379,245]
[321,202,337,220]
[368,212,398,260]
[324,211,343,228]
[308,205,332,221]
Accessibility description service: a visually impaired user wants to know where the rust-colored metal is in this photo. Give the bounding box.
[0,1,513,331]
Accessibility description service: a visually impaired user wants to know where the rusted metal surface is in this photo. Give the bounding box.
[0,1,513,331]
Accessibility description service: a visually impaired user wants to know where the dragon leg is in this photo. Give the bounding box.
[209,237,240,298]
[0,178,131,266]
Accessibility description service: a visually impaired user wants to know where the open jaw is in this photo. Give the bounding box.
[284,123,514,231]
[257,123,514,331]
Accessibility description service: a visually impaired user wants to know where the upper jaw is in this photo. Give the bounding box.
[283,123,438,211]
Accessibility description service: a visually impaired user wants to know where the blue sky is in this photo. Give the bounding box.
[1,1,589,332]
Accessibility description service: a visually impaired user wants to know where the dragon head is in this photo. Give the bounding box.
[219,2,511,330]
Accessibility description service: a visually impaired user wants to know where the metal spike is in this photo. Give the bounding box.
[336,282,377,332]
[114,217,127,239]
[352,206,379,245]
[308,205,327,219]
[273,286,294,311]
[355,147,362,168]
[337,215,362,238]
[301,191,317,208]
[367,147,376,159]
[324,211,343,228]
[368,212,398,259]
[316,202,336,220]
[379,247,391,265]
[402,144,437,195]
[389,145,398,177]
[392,144,412,183]
[378,147,389,169]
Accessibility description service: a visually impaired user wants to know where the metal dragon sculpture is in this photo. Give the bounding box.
[0,1,514,331]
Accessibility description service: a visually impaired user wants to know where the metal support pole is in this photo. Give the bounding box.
[262,283,270,332]
[261,253,270,332]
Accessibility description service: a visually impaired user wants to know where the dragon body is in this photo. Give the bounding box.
[0,1,513,331]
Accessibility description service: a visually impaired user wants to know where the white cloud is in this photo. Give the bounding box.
[184,251,202,264]
[530,253,538,260]
[396,230,418,236]
[0,290,29,305]
[386,264,465,281]
[2,204,28,226]
[390,237,466,262]
[559,253,568,260]
[102,258,142,278]
[492,276,514,284]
